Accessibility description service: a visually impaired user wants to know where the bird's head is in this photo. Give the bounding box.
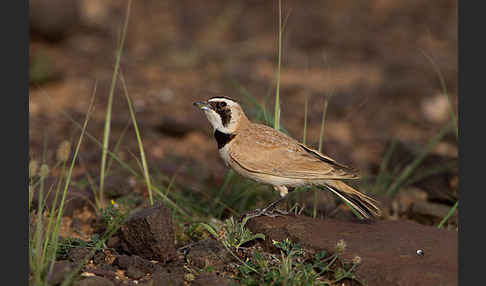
[193,96,247,134]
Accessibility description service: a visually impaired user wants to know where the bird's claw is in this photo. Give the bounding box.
[242,207,289,221]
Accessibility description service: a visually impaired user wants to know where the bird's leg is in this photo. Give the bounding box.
[243,186,291,220]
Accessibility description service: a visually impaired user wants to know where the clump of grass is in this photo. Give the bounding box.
[201,216,265,252]
[200,215,265,274]
[238,238,363,286]
[29,93,95,286]
[200,216,363,285]
[59,201,127,286]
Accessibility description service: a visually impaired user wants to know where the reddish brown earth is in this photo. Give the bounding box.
[29,0,458,285]
[248,215,457,286]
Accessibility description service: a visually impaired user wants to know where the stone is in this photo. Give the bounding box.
[120,203,177,262]
[184,238,234,270]
[192,272,236,286]
[73,276,114,286]
[149,264,185,286]
[47,260,74,285]
[68,247,91,265]
[115,255,155,274]
[247,215,457,286]
[29,0,81,41]
[126,265,145,280]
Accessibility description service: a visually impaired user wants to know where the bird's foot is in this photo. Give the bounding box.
[242,207,289,221]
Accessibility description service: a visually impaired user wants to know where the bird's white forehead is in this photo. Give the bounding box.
[208,97,238,106]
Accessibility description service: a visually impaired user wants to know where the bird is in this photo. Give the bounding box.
[193,96,381,219]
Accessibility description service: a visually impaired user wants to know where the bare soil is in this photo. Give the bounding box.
[29,1,458,285]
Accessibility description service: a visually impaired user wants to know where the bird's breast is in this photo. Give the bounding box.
[218,143,232,167]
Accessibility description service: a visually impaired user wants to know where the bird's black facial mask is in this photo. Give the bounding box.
[209,101,232,127]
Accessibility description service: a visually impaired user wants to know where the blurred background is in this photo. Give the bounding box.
[29,0,458,226]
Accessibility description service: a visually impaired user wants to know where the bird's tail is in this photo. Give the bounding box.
[322,180,381,219]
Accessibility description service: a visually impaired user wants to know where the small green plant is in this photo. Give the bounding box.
[56,234,103,260]
[238,238,364,286]
[100,200,126,230]
[202,216,265,251]
[29,52,54,85]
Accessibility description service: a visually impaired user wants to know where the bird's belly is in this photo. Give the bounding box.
[225,160,306,187]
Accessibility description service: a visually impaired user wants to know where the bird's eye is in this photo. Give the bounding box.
[220,102,227,108]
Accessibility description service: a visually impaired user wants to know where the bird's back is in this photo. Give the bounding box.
[227,121,359,180]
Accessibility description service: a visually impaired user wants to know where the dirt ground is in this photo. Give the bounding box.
[29,0,458,285]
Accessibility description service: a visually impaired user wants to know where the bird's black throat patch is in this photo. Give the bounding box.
[214,130,236,149]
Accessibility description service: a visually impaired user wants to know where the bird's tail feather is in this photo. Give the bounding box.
[322,180,381,219]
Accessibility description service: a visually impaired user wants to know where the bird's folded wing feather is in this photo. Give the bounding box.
[229,125,359,180]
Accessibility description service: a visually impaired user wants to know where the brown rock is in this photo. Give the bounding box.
[120,203,177,262]
[29,0,81,41]
[73,276,114,286]
[68,247,91,265]
[184,238,234,270]
[192,272,236,286]
[148,264,185,286]
[410,201,457,225]
[115,255,155,274]
[247,215,457,286]
[47,260,75,285]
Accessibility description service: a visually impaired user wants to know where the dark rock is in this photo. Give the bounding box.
[48,260,74,285]
[156,117,199,138]
[93,252,106,265]
[184,238,234,270]
[409,200,457,225]
[115,255,155,274]
[247,215,457,286]
[149,264,185,286]
[29,0,81,41]
[126,265,145,280]
[413,170,458,204]
[90,268,117,279]
[120,203,177,262]
[68,247,92,265]
[106,236,121,249]
[192,272,236,286]
[73,276,114,286]
[386,141,458,204]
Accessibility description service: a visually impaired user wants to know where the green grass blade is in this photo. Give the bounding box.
[386,121,452,197]
[314,97,329,218]
[318,97,329,153]
[302,94,309,145]
[438,201,458,229]
[120,73,153,205]
[213,170,235,218]
[273,0,282,131]
[48,92,96,280]
[99,0,132,206]
[375,139,397,194]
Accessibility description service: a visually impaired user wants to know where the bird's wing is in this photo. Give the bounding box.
[229,124,359,180]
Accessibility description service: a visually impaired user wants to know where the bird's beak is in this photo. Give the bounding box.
[193,101,211,111]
